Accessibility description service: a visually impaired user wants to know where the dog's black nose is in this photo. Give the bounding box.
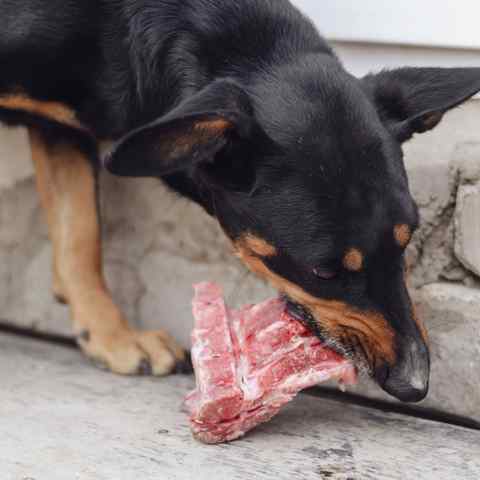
[376,339,430,403]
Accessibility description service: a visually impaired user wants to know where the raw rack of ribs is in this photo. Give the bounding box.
[185,283,357,444]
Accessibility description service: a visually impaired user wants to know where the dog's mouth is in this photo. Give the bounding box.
[285,299,323,337]
[285,298,368,377]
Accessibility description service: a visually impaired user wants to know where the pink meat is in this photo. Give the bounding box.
[185,282,357,444]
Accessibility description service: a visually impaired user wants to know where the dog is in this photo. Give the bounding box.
[1,0,479,402]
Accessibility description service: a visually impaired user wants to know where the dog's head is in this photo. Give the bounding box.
[106,63,480,402]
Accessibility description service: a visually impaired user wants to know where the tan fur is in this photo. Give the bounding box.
[235,238,396,365]
[403,270,428,344]
[195,118,232,133]
[168,118,233,162]
[412,305,429,345]
[0,94,87,131]
[242,234,278,257]
[29,128,185,375]
[394,224,412,248]
[343,248,364,272]
[422,112,443,130]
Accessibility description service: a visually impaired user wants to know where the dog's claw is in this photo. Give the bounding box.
[174,353,193,375]
[78,328,182,376]
[78,330,91,343]
[137,358,153,376]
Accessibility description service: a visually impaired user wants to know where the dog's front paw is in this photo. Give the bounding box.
[77,328,188,376]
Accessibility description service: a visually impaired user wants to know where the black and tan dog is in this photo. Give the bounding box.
[1,0,479,402]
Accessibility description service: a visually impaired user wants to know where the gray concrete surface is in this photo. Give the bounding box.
[0,100,479,425]
[2,334,479,480]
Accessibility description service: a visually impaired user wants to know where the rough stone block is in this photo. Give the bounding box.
[455,184,480,277]
[401,105,480,287]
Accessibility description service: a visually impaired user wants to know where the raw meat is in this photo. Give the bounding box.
[185,282,357,444]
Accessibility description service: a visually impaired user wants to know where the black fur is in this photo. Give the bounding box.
[2,0,480,402]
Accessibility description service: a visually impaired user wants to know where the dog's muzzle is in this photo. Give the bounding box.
[375,337,430,403]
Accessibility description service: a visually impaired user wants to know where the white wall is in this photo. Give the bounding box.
[332,42,480,78]
[292,0,480,98]
[293,0,480,49]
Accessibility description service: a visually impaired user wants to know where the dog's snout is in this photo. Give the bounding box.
[376,339,430,403]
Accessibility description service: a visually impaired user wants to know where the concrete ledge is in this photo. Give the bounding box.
[3,334,479,480]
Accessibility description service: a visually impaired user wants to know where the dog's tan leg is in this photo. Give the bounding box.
[28,128,186,375]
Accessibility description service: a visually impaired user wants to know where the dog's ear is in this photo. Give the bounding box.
[105,80,261,183]
[363,67,480,142]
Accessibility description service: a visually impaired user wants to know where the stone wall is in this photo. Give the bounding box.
[0,100,479,422]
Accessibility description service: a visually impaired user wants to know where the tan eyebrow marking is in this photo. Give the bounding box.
[343,248,364,272]
[394,224,412,248]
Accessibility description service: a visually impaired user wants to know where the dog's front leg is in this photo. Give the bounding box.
[28,128,186,375]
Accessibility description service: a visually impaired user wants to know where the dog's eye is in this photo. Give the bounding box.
[312,268,338,281]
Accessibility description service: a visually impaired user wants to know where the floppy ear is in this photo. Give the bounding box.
[363,67,480,142]
[105,80,258,178]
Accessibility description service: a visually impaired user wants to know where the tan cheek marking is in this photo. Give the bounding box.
[343,248,364,272]
[394,224,412,248]
[234,239,396,364]
[0,94,86,131]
